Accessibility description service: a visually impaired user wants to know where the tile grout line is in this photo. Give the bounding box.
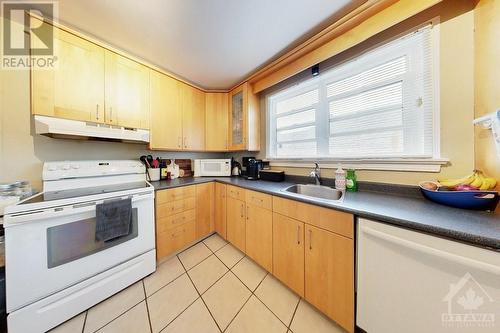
[221,292,253,333]
[81,311,88,333]
[142,280,154,333]
[87,298,146,333]
[246,272,296,330]
[185,263,225,333]
[288,297,301,330]
[153,255,206,333]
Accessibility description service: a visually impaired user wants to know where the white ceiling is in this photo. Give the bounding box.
[43,0,362,89]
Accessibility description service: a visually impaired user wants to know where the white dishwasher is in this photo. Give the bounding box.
[357,218,500,333]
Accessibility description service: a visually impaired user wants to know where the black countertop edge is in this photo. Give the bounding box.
[150,177,500,251]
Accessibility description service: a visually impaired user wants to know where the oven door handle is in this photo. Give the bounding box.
[5,193,151,225]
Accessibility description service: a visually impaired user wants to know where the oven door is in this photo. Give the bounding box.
[4,191,154,312]
[200,160,231,176]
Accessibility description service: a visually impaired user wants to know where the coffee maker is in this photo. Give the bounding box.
[246,159,263,180]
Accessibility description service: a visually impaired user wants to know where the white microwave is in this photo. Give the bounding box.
[193,159,231,177]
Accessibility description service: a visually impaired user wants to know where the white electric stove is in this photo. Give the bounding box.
[4,160,156,333]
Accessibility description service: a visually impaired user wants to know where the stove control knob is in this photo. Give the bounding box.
[71,164,80,169]
[62,164,70,170]
[47,165,57,171]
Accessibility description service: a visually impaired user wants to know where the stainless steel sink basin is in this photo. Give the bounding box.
[282,184,344,202]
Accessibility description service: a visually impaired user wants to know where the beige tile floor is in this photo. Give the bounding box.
[50,234,347,333]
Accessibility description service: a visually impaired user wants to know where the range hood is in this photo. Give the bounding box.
[34,115,150,143]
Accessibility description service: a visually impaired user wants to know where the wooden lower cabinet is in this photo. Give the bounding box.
[214,183,227,239]
[226,196,246,252]
[272,213,305,297]
[153,183,216,260]
[156,221,196,260]
[305,224,354,333]
[195,183,214,238]
[245,203,272,272]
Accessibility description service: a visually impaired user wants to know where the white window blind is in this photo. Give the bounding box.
[267,25,437,160]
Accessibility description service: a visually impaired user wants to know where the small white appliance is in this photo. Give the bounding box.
[3,160,156,333]
[34,115,150,143]
[357,218,500,333]
[193,159,231,177]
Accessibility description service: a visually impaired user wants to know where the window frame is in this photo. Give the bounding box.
[265,21,446,172]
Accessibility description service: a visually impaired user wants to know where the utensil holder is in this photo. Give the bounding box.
[148,168,160,181]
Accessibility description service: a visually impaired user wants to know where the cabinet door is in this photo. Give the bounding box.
[214,183,227,239]
[245,204,272,272]
[31,23,105,122]
[305,224,354,333]
[105,51,150,129]
[180,83,205,150]
[226,197,246,252]
[195,183,214,238]
[149,71,182,150]
[228,84,247,150]
[273,213,304,297]
[205,92,228,151]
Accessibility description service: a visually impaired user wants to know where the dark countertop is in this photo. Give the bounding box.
[150,177,500,251]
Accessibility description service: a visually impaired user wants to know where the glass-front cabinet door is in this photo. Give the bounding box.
[229,84,247,150]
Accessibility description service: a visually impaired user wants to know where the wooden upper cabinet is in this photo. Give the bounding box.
[31,21,105,122]
[214,183,227,239]
[228,82,260,151]
[149,70,182,150]
[104,51,150,129]
[205,92,229,151]
[305,224,354,333]
[180,83,205,150]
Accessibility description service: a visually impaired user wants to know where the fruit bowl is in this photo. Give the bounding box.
[419,183,499,211]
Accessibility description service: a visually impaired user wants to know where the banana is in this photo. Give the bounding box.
[470,172,484,188]
[480,174,490,190]
[438,173,475,187]
[484,177,497,190]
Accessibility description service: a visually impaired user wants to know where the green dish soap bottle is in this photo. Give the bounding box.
[346,169,358,192]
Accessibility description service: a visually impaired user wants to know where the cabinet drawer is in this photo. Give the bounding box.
[227,185,245,201]
[157,209,196,233]
[157,220,196,259]
[273,196,353,239]
[156,197,195,218]
[157,186,195,204]
[245,190,272,210]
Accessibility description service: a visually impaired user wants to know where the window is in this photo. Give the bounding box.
[267,25,438,163]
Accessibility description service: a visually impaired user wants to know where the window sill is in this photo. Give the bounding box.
[267,158,449,172]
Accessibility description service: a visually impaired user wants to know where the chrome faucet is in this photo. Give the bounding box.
[309,163,321,185]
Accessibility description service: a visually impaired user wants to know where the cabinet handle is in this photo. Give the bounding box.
[171,229,185,238]
[308,229,312,250]
[96,104,100,121]
[241,204,245,218]
[109,107,113,122]
[297,225,301,245]
[172,216,186,225]
[178,137,182,148]
[184,137,188,149]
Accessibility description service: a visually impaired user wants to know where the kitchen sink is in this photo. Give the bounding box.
[282,184,344,202]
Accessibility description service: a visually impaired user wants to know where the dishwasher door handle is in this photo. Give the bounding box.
[362,226,500,276]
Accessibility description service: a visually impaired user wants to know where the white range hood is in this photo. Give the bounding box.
[34,115,150,143]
